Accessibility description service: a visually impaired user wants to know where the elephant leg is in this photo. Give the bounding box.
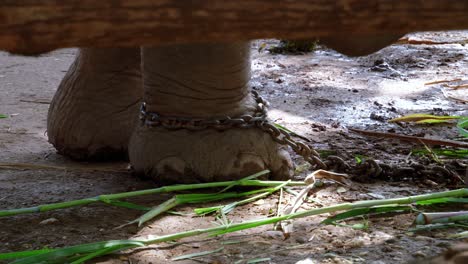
[47,48,142,160]
[129,42,293,183]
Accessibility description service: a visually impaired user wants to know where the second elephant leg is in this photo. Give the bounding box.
[48,48,142,160]
[129,42,293,183]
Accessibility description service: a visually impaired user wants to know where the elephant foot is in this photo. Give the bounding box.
[128,126,294,183]
[47,48,142,160]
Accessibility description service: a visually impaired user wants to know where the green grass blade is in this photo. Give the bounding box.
[3,188,467,264]
[409,223,461,232]
[194,184,287,216]
[415,211,468,225]
[11,240,145,264]
[218,170,269,193]
[194,206,222,215]
[70,244,136,264]
[0,248,53,260]
[209,217,280,236]
[101,199,151,211]
[414,119,455,124]
[322,205,412,224]
[449,231,468,239]
[220,182,288,215]
[457,117,468,138]
[247,257,272,263]
[0,114,7,119]
[176,192,246,204]
[138,197,180,226]
[0,172,306,218]
[412,148,468,159]
[416,197,468,205]
[171,246,224,261]
[139,189,279,225]
[390,114,461,123]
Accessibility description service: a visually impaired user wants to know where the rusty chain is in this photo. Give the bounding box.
[139,92,464,183]
[140,91,329,170]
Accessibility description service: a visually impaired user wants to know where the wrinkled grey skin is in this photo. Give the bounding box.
[48,48,142,160]
[48,35,401,183]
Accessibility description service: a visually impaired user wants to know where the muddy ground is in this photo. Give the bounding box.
[0,31,467,264]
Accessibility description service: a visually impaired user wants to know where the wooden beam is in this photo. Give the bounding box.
[1,0,468,54]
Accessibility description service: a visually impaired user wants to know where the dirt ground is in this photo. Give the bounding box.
[0,31,467,264]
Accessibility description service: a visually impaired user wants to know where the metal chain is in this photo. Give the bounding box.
[139,92,464,184]
[139,91,327,169]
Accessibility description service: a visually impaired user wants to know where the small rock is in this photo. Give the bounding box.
[39,218,59,225]
[336,187,347,193]
[370,112,386,122]
[367,193,385,199]
[296,236,308,244]
[436,241,452,248]
[262,230,285,240]
[369,261,386,264]
[423,179,438,187]
[412,251,427,258]
[296,258,317,264]
[414,235,434,242]
[371,63,390,72]
[346,237,367,248]
[253,199,265,205]
[381,246,394,252]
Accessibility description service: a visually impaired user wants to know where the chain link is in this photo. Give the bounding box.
[139,91,327,169]
[138,92,464,184]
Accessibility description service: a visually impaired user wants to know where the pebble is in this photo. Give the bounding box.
[39,218,59,225]
[414,235,434,242]
[262,230,284,240]
[412,251,427,258]
[295,236,308,244]
[253,199,265,205]
[436,241,452,248]
[346,237,366,248]
[296,258,317,264]
[367,193,385,199]
[381,246,393,252]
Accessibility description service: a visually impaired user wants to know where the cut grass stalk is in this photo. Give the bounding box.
[389,113,463,123]
[458,117,468,138]
[449,231,468,239]
[194,181,289,216]
[409,223,468,232]
[322,205,413,224]
[171,246,224,261]
[3,188,466,264]
[0,170,308,218]
[137,186,286,226]
[411,148,468,159]
[415,211,468,225]
[416,197,468,205]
